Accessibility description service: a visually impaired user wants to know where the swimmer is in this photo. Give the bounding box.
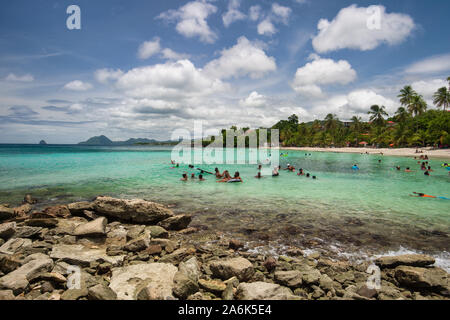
[232,171,243,182]
[272,167,279,177]
[188,165,194,169]
[412,192,436,198]
[255,172,263,179]
[297,168,305,176]
[199,174,205,181]
[352,164,359,170]
[180,174,188,181]
[378,160,382,163]
[217,170,232,183]
[396,166,401,171]
[306,173,310,178]
[312,176,317,180]
[215,168,224,178]
[405,167,412,172]
[427,166,433,172]
[424,170,430,176]
[191,173,196,179]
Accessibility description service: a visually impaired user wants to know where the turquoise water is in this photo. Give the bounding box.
[1,144,449,263]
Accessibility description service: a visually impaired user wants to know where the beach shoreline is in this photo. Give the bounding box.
[278,147,450,161]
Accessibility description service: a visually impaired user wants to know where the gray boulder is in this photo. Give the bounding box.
[88,283,117,300]
[375,254,436,269]
[73,217,107,237]
[0,206,15,221]
[0,258,53,294]
[0,222,16,240]
[67,202,95,215]
[274,270,303,288]
[158,215,192,231]
[209,257,255,282]
[109,263,178,300]
[93,197,173,224]
[236,282,297,300]
[50,244,125,267]
[0,238,32,254]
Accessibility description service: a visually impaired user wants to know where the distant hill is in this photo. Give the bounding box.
[39,140,47,145]
[78,135,177,146]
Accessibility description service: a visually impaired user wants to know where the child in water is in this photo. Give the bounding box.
[180,174,188,181]
[255,172,263,179]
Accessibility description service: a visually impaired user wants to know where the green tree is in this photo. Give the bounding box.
[368,105,388,127]
[398,85,416,107]
[433,87,450,111]
[408,94,427,116]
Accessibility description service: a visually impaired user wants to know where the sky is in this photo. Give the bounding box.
[1,0,450,143]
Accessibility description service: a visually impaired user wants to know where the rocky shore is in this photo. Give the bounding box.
[0,196,448,300]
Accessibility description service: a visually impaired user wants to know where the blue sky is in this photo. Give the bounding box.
[1,0,450,143]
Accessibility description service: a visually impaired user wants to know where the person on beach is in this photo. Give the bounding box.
[199,174,205,181]
[217,170,232,182]
[255,172,263,179]
[181,173,188,181]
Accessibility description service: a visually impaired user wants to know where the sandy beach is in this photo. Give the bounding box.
[279,147,450,161]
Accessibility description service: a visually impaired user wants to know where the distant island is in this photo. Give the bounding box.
[39,140,47,145]
[78,135,178,146]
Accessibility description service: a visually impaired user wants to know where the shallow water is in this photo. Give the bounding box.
[0,144,449,267]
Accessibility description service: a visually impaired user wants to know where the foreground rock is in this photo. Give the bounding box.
[0,258,53,294]
[209,257,254,282]
[0,206,15,221]
[73,217,107,237]
[395,266,449,292]
[93,197,173,224]
[375,254,436,268]
[50,244,124,267]
[109,263,178,300]
[0,222,16,240]
[236,282,298,300]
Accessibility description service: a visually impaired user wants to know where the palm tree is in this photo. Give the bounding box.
[394,107,409,123]
[368,105,388,127]
[433,87,450,111]
[398,85,416,107]
[324,114,338,131]
[408,94,427,116]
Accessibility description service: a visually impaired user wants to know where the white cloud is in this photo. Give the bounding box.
[404,54,450,74]
[312,5,415,53]
[292,56,357,97]
[115,59,228,99]
[5,73,34,82]
[271,3,292,24]
[95,69,124,84]
[310,89,397,120]
[257,19,277,36]
[157,0,218,43]
[239,91,267,108]
[161,48,190,60]
[249,5,261,21]
[411,79,448,99]
[222,0,246,27]
[64,80,93,91]
[203,36,277,79]
[138,38,161,60]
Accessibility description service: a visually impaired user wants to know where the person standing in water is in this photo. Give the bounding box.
[180,174,188,181]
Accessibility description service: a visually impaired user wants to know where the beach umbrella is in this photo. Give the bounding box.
[359,141,368,146]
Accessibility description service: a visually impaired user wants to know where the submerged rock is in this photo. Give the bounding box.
[109,263,178,300]
[93,197,173,224]
[375,254,436,269]
[209,257,255,282]
[158,215,192,231]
